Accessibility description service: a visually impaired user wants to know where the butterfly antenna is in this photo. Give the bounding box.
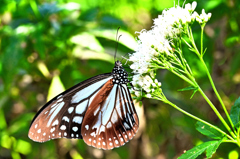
[114,27,122,61]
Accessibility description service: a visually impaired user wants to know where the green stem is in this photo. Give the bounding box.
[198,25,236,132]
[165,63,236,138]
[200,25,204,55]
[197,87,236,138]
[186,25,237,136]
[199,57,236,132]
[159,96,234,141]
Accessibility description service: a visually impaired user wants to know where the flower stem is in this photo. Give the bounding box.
[199,25,236,133]
[187,25,237,136]
[159,96,234,141]
[199,57,236,131]
[197,87,236,138]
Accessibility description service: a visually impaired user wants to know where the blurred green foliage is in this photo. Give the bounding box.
[0,0,240,159]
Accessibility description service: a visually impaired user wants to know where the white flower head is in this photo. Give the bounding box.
[196,9,212,24]
[129,1,211,99]
[146,94,152,98]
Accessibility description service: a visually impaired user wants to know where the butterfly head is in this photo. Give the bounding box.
[112,60,129,84]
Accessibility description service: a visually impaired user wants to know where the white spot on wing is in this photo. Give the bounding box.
[115,140,119,144]
[35,124,38,129]
[99,125,105,133]
[62,116,70,122]
[52,119,59,126]
[111,110,118,124]
[60,125,66,130]
[50,127,55,133]
[68,107,74,114]
[72,126,78,132]
[57,98,63,103]
[37,129,41,133]
[90,132,96,137]
[106,122,112,128]
[75,100,88,114]
[57,95,63,99]
[85,125,89,130]
[73,116,83,124]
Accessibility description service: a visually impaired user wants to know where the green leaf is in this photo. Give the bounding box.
[178,86,197,92]
[190,89,198,99]
[178,86,198,98]
[196,121,224,139]
[178,141,221,159]
[230,97,240,127]
[206,138,223,158]
[202,48,207,57]
[47,75,65,101]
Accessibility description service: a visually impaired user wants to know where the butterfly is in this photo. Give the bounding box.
[28,60,139,150]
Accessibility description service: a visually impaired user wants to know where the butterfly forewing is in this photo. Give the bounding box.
[28,74,113,142]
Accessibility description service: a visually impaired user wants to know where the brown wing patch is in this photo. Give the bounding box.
[81,82,139,150]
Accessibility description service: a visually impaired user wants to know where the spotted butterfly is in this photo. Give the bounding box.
[28,60,139,150]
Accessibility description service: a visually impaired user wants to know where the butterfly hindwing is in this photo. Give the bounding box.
[81,81,139,149]
[28,74,113,142]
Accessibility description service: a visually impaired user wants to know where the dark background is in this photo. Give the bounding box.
[1,0,240,158]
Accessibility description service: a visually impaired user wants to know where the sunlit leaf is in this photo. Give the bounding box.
[72,46,113,63]
[0,109,7,129]
[91,29,137,50]
[195,121,224,139]
[14,139,32,155]
[37,61,51,78]
[47,75,65,101]
[70,32,104,52]
[178,141,221,159]
[206,139,223,158]
[230,97,240,127]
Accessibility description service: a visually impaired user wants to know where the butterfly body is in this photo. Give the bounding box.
[28,60,139,150]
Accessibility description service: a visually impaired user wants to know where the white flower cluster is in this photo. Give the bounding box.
[129,1,211,97]
[196,9,212,24]
[131,72,161,98]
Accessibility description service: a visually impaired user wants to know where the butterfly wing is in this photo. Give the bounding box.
[28,73,113,142]
[81,82,139,150]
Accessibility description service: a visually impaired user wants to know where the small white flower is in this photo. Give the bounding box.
[146,94,152,98]
[196,9,212,24]
[135,91,140,97]
[192,1,197,11]
[152,83,156,87]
